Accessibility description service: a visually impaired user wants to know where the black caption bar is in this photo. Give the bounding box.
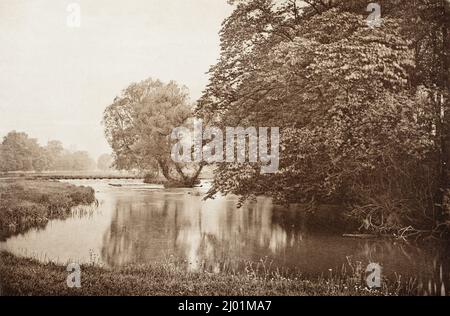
[0,296,443,314]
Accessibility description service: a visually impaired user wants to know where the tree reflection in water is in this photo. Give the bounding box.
[1,181,448,294]
[101,193,290,271]
[99,188,449,294]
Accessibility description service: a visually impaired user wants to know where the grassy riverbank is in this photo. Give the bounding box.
[0,179,95,239]
[0,252,400,296]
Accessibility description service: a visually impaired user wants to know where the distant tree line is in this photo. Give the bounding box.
[0,131,96,172]
[97,153,114,171]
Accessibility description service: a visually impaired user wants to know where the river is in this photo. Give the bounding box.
[1,179,448,294]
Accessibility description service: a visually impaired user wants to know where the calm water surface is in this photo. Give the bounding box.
[1,179,449,290]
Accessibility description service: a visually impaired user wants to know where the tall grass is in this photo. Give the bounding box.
[0,251,403,296]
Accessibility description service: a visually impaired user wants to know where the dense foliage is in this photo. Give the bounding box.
[197,0,450,236]
[103,78,203,186]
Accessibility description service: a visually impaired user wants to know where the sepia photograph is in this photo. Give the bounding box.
[0,0,449,304]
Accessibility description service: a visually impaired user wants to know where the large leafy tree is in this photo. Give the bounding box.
[198,0,449,235]
[103,78,203,186]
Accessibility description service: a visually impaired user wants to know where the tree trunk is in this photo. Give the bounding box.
[158,159,204,188]
[157,159,174,182]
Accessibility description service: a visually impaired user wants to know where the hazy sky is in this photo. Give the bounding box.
[0,0,233,159]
